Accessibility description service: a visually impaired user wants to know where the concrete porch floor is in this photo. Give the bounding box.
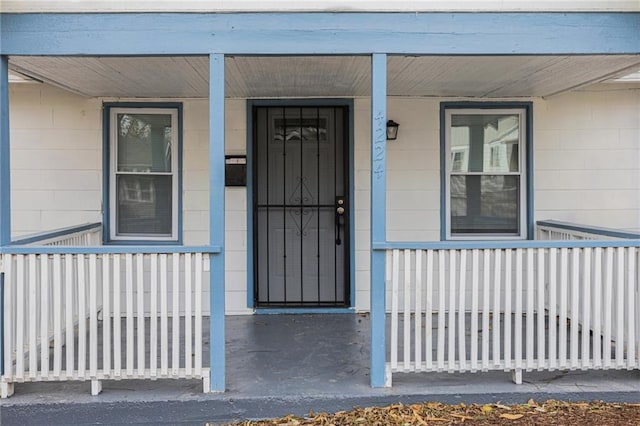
[1,314,639,425]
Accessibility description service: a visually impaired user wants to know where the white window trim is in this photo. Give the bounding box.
[444,108,528,240]
[109,107,179,242]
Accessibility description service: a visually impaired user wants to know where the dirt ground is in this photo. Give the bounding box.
[224,400,640,425]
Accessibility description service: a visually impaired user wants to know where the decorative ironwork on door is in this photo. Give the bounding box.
[253,106,349,307]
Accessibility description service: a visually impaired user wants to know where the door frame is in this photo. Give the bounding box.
[246,99,355,312]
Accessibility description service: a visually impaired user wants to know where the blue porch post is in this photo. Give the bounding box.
[370,53,388,387]
[209,53,225,392]
[0,56,10,377]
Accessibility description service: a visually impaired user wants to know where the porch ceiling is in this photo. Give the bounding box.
[9,54,640,98]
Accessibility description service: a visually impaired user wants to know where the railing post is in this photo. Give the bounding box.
[209,53,225,392]
[370,53,389,388]
[0,55,11,380]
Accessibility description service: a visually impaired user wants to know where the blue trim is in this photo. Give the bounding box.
[0,245,221,254]
[102,102,183,244]
[255,307,356,315]
[2,13,640,55]
[0,273,3,376]
[245,98,356,309]
[370,54,387,388]
[439,101,534,240]
[11,222,101,246]
[246,101,254,309]
[373,240,640,250]
[537,220,640,240]
[209,53,226,393]
[0,56,10,247]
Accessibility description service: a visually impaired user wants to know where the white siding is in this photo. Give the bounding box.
[8,82,640,313]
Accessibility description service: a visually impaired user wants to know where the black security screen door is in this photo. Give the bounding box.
[253,106,350,307]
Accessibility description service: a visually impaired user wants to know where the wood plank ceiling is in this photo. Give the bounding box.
[9,55,640,98]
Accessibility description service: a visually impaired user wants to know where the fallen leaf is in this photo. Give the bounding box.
[496,404,512,410]
[481,405,493,413]
[451,413,474,422]
[527,398,537,406]
[500,413,525,420]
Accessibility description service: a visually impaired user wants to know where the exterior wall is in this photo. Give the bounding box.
[8,81,640,313]
[3,0,638,12]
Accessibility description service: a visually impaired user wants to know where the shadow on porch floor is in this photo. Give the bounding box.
[2,314,639,424]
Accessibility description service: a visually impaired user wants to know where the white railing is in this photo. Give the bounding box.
[385,243,639,385]
[537,220,640,241]
[12,223,102,247]
[1,250,211,398]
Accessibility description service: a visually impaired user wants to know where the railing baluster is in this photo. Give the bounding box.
[626,248,636,368]
[194,253,203,376]
[526,249,535,370]
[536,248,545,371]
[15,255,24,380]
[570,249,580,369]
[447,250,456,372]
[492,250,501,367]
[102,254,111,377]
[548,248,557,370]
[403,249,411,372]
[425,250,433,371]
[514,249,522,371]
[184,252,193,376]
[28,254,37,379]
[53,254,62,378]
[582,249,591,369]
[172,253,180,375]
[558,248,568,369]
[160,254,168,376]
[482,249,490,371]
[390,249,399,371]
[64,254,74,379]
[504,249,512,370]
[592,248,602,368]
[150,254,158,377]
[125,254,134,377]
[136,254,145,377]
[77,254,86,378]
[414,250,423,371]
[40,255,50,378]
[89,254,98,379]
[615,247,624,367]
[437,250,445,371]
[603,248,613,368]
[458,249,467,372]
[113,254,121,377]
[470,249,479,372]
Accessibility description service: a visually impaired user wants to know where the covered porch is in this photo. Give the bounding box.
[0,11,639,398]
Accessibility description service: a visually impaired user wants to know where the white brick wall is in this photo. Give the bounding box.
[9,82,639,314]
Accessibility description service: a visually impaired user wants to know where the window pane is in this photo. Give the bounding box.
[450,175,520,234]
[116,175,172,236]
[450,114,519,173]
[117,113,172,172]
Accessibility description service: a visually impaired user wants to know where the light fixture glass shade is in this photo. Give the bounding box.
[386,120,399,140]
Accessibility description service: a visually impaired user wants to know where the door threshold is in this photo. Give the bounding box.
[254,307,355,315]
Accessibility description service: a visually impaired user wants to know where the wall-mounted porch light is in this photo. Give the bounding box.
[386,120,399,141]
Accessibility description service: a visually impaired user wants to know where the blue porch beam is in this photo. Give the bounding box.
[209,53,225,392]
[370,53,387,388]
[1,13,639,56]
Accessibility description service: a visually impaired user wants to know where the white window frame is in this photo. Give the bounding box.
[444,108,528,240]
[109,107,179,242]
